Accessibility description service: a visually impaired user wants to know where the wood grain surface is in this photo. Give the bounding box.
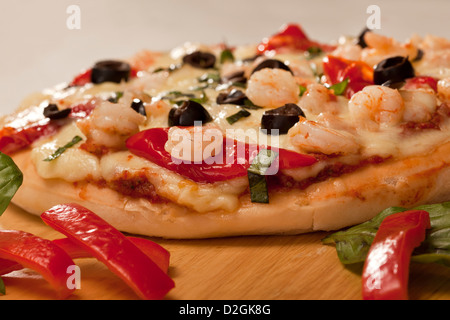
[0,204,449,300]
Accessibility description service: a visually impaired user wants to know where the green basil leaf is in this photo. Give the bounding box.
[226,109,251,125]
[247,150,279,204]
[299,85,307,97]
[323,201,450,269]
[328,78,349,96]
[241,99,263,110]
[220,49,234,64]
[247,171,269,204]
[306,46,323,60]
[43,136,83,162]
[0,152,23,216]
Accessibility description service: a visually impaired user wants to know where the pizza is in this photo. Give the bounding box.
[2,23,450,239]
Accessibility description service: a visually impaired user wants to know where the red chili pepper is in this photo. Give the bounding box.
[322,55,374,99]
[257,23,336,54]
[41,203,175,300]
[52,237,170,273]
[361,210,430,300]
[0,230,76,299]
[126,127,317,183]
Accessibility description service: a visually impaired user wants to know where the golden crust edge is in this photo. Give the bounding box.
[9,142,450,239]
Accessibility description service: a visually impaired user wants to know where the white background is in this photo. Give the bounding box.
[1,0,449,114]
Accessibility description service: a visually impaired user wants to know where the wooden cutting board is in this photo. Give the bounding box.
[0,204,449,300]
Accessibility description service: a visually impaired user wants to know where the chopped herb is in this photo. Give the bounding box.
[198,72,220,84]
[44,136,83,162]
[247,149,279,203]
[152,63,181,74]
[107,91,124,103]
[189,90,208,104]
[226,109,251,125]
[328,78,349,95]
[220,48,235,64]
[241,99,263,110]
[299,85,307,97]
[306,46,323,59]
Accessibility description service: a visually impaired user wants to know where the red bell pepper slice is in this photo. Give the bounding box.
[52,236,170,273]
[322,55,374,99]
[361,210,430,300]
[0,101,95,155]
[41,203,175,300]
[403,76,438,92]
[126,127,317,184]
[257,23,336,54]
[0,230,76,299]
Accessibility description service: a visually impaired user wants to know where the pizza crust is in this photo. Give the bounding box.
[10,141,450,239]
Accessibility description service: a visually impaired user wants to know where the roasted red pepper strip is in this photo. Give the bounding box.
[126,127,317,183]
[41,203,175,300]
[322,55,374,99]
[403,76,438,92]
[361,210,430,300]
[0,101,95,155]
[52,237,170,273]
[0,230,76,299]
[257,23,336,54]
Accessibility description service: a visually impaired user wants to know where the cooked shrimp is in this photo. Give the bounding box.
[348,85,404,130]
[128,50,161,71]
[437,78,450,104]
[299,83,341,116]
[400,89,437,123]
[361,32,419,66]
[289,117,360,155]
[245,68,300,108]
[77,91,146,151]
[331,43,363,61]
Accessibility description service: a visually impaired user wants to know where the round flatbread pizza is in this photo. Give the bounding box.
[2,24,450,238]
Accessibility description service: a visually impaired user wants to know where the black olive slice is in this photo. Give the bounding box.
[356,28,370,48]
[168,100,213,127]
[251,59,293,75]
[131,99,146,116]
[220,70,247,85]
[381,79,406,90]
[413,48,424,62]
[216,89,247,105]
[91,60,131,84]
[43,103,71,120]
[373,56,415,85]
[261,103,305,135]
[182,51,216,69]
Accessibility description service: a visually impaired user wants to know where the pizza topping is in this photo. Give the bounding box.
[77,92,146,150]
[322,55,374,99]
[373,56,415,85]
[261,103,305,135]
[246,68,300,108]
[289,117,360,155]
[251,59,293,75]
[216,89,247,105]
[437,77,450,103]
[348,85,405,131]
[400,89,437,123]
[226,109,251,125]
[168,100,212,127]
[247,149,278,203]
[182,51,216,69]
[130,98,147,116]
[43,103,71,120]
[91,60,131,84]
[356,28,370,48]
